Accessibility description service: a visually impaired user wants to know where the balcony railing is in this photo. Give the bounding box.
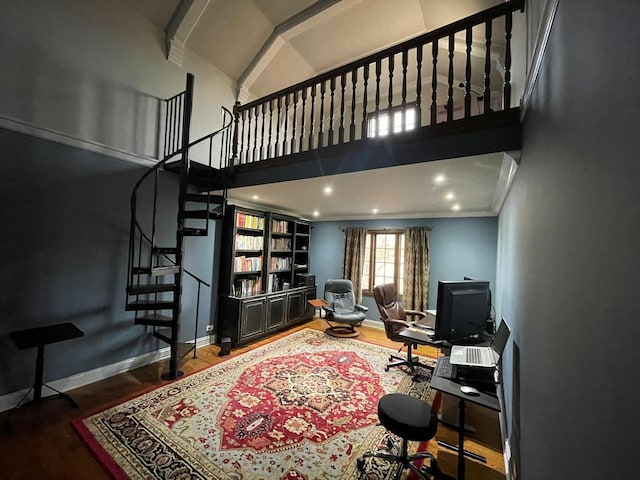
[232,0,524,166]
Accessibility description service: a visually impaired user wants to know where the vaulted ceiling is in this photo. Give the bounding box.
[122,0,518,220]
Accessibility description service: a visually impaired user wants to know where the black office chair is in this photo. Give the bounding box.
[373,283,433,379]
[322,279,368,337]
[357,393,451,480]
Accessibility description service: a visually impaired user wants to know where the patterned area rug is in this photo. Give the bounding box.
[74,328,437,480]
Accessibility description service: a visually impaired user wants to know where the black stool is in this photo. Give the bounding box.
[358,393,450,480]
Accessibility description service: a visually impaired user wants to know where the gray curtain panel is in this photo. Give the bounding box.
[403,226,431,312]
[341,227,367,304]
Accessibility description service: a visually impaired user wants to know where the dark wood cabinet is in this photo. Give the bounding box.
[218,205,316,347]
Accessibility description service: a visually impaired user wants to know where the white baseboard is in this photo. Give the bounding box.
[0,114,158,167]
[0,335,213,413]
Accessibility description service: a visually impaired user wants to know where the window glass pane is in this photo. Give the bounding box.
[369,118,377,138]
[378,114,389,136]
[405,109,416,131]
[393,111,403,133]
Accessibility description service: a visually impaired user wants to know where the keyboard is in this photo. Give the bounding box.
[434,356,458,379]
[465,347,483,364]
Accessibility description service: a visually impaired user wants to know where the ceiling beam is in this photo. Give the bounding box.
[237,0,364,101]
[166,0,211,67]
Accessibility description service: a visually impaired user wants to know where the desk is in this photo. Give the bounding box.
[10,322,84,407]
[430,357,500,480]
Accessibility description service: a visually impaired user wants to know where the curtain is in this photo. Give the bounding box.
[341,227,367,304]
[403,226,431,312]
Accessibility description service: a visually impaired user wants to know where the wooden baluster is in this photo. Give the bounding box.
[318,81,326,148]
[375,59,381,136]
[252,105,259,162]
[416,45,423,126]
[275,96,282,157]
[401,49,408,131]
[239,109,245,164]
[244,108,251,164]
[267,99,274,158]
[291,91,298,154]
[430,40,438,125]
[282,94,289,156]
[339,73,346,144]
[503,11,513,109]
[309,84,316,150]
[328,78,335,146]
[464,26,473,118]
[388,54,394,132]
[361,64,369,139]
[484,19,492,114]
[300,87,307,152]
[260,103,266,160]
[447,33,454,122]
[350,68,357,142]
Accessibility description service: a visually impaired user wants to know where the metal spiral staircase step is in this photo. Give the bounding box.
[184,192,225,204]
[127,283,177,295]
[125,300,175,311]
[180,227,208,236]
[153,329,196,359]
[134,314,173,327]
[132,265,181,276]
[182,208,224,220]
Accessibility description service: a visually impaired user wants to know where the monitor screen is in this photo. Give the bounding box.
[434,280,491,342]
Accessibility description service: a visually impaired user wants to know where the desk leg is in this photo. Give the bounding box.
[457,398,466,480]
[34,345,45,402]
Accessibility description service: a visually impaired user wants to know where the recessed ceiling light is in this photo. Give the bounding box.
[434,174,446,184]
[252,194,259,200]
[313,210,320,217]
[323,185,333,195]
[445,192,455,200]
[372,208,378,214]
[452,203,461,211]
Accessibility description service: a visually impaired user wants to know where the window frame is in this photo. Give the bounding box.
[366,102,420,138]
[362,229,405,296]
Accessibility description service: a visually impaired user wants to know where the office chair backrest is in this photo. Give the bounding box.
[373,283,406,321]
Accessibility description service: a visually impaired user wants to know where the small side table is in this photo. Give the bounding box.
[9,322,84,408]
[307,298,329,318]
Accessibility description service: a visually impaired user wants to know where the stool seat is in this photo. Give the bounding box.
[378,393,438,442]
[358,393,447,480]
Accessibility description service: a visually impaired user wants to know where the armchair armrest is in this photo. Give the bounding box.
[354,304,368,313]
[385,317,412,329]
[405,309,426,320]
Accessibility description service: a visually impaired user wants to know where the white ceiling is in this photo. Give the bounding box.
[124,0,518,220]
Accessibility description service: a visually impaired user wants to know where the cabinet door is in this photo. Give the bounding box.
[240,298,266,340]
[266,294,286,331]
[286,291,303,324]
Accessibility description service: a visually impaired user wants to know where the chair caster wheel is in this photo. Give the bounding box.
[385,366,390,372]
[357,458,365,471]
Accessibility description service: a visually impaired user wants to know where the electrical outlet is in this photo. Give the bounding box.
[205,325,214,333]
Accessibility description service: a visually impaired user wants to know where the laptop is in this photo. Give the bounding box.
[449,319,510,368]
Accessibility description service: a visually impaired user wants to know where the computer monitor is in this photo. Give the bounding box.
[434,280,491,342]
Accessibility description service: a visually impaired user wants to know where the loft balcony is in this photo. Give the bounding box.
[223,0,524,190]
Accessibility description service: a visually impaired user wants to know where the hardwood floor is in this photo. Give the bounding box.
[0,318,505,479]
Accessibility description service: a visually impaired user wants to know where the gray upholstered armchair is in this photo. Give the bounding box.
[322,279,368,337]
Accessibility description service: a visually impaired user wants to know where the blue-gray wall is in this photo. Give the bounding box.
[310,217,498,318]
[494,1,640,478]
[0,129,218,396]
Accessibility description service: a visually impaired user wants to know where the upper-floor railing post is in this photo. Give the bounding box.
[232,100,240,172]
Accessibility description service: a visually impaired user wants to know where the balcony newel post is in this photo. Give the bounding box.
[232,101,240,170]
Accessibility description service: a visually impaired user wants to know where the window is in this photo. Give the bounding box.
[362,230,405,294]
[368,104,418,138]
